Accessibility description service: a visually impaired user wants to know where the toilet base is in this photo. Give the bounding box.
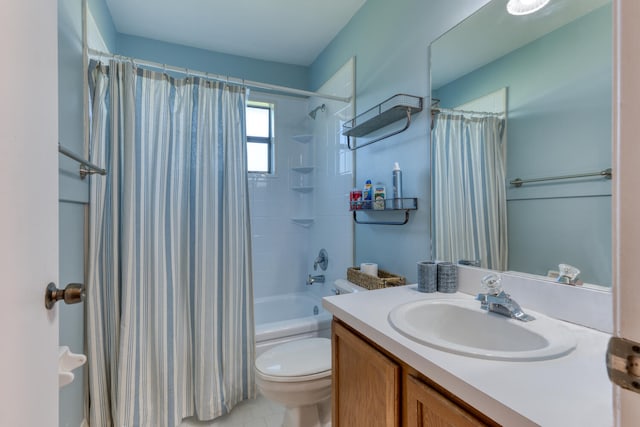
[283,397,331,427]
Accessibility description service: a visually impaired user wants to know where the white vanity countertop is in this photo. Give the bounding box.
[322,285,612,427]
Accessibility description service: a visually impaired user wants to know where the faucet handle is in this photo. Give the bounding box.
[480,273,502,295]
[557,263,580,284]
[313,248,329,271]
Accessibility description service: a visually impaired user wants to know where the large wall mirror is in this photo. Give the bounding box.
[430,0,612,287]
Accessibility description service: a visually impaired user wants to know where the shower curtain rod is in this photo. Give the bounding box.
[88,48,351,103]
[431,106,505,117]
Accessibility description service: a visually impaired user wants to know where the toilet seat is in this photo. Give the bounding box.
[255,338,331,383]
[256,369,331,383]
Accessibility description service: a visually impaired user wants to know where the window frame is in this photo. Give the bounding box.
[246,102,274,174]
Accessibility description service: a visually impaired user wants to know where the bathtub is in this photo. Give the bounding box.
[254,292,332,356]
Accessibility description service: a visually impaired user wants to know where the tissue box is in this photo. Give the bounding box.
[346,267,406,290]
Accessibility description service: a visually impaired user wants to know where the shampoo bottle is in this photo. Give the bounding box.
[363,179,372,209]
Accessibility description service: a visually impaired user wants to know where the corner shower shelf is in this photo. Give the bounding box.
[351,197,418,225]
[291,166,314,174]
[289,134,314,227]
[291,186,314,193]
[342,94,423,150]
[291,218,315,227]
[292,134,314,144]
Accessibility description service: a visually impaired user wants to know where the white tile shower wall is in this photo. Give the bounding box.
[308,58,355,298]
[248,60,355,300]
[249,93,313,298]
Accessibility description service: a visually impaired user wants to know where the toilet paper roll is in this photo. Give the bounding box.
[360,262,378,277]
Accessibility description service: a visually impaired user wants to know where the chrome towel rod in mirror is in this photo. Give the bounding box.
[58,143,106,179]
[510,168,612,187]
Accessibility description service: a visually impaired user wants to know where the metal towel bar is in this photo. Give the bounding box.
[58,143,106,179]
[510,168,612,187]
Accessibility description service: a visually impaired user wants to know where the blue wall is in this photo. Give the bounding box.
[116,34,310,90]
[58,0,88,425]
[85,0,612,284]
[432,5,612,285]
[309,0,490,282]
[88,0,309,90]
[86,0,491,283]
[88,0,117,51]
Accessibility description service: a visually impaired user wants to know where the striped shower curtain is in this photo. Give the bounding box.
[86,60,255,427]
[432,111,508,270]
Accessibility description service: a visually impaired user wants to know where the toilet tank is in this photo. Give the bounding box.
[333,279,368,295]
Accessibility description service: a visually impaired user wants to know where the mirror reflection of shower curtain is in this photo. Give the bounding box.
[432,111,508,270]
[85,60,255,427]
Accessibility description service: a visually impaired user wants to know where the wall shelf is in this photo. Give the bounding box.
[291,166,314,174]
[292,186,314,193]
[292,134,314,144]
[351,198,418,225]
[291,218,315,227]
[289,135,314,226]
[342,94,423,150]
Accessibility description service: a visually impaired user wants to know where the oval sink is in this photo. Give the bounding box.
[388,299,576,361]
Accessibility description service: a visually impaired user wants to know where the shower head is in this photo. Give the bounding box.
[308,104,326,119]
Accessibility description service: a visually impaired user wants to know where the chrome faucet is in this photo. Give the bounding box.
[476,274,535,322]
[307,274,325,286]
[556,263,583,286]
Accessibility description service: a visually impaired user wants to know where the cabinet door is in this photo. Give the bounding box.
[332,320,400,427]
[405,375,488,427]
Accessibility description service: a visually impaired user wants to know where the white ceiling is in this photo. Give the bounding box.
[106,0,367,66]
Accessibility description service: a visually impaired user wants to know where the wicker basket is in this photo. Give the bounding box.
[346,267,406,290]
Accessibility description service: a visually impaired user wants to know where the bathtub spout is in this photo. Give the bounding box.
[307,274,325,285]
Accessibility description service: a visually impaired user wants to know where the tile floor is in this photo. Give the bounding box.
[179,394,285,427]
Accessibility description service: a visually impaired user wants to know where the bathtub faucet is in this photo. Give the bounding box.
[313,249,329,271]
[307,274,325,286]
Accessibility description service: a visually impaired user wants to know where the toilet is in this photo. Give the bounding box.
[255,337,332,427]
[255,280,366,427]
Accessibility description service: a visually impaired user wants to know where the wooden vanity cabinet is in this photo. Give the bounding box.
[332,319,401,426]
[332,319,498,427]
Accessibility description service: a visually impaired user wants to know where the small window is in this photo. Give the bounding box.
[246,103,274,173]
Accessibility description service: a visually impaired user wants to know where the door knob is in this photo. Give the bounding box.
[45,282,85,310]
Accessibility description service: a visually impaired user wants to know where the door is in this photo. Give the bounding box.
[404,375,488,427]
[332,320,400,427]
[0,2,59,426]
[612,0,640,425]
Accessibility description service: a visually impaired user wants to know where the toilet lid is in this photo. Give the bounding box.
[256,338,331,378]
